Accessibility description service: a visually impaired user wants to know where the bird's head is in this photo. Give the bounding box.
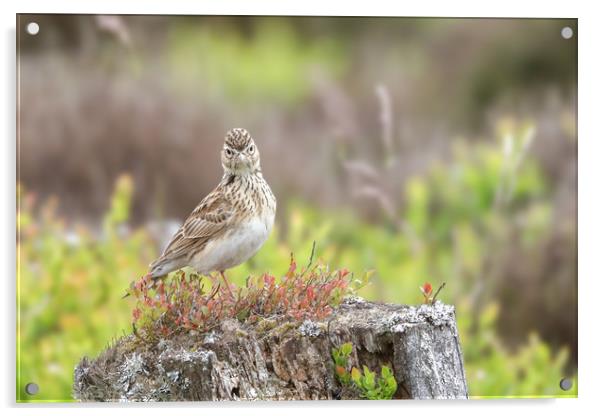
[221,128,261,175]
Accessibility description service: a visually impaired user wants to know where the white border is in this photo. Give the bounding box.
[2,1,600,415]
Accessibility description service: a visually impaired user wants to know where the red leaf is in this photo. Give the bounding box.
[287,260,297,277]
[264,275,275,287]
[132,308,141,322]
[307,286,315,300]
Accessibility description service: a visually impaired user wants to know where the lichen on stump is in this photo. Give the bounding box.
[73,299,468,401]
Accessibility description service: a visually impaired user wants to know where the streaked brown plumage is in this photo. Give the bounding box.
[148,128,276,283]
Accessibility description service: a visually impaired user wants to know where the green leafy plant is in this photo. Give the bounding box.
[331,342,398,400]
[331,342,353,385]
[351,365,397,400]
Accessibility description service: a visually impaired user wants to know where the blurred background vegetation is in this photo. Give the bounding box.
[17,15,576,401]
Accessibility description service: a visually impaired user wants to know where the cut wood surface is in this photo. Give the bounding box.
[74,298,468,401]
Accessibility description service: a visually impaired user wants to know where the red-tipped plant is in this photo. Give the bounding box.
[420,281,446,305]
[126,250,370,342]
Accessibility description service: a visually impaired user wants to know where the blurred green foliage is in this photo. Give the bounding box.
[17,175,155,402]
[17,128,575,401]
[167,20,346,105]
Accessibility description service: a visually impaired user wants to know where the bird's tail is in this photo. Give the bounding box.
[148,256,176,280]
[122,256,177,299]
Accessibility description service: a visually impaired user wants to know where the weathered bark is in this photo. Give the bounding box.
[74,298,468,401]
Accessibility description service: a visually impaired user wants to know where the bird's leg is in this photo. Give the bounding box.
[219,270,235,298]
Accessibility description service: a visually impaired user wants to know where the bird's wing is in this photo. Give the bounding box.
[158,188,233,260]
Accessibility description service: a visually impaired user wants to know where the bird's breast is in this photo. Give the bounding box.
[190,213,274,274]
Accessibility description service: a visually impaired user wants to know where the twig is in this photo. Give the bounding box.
[208,283,221,301]
[375,84,394,167]
[307,241,317,269]
[432,282,446,303]
[132,323,142,340]
[300,241,317,278]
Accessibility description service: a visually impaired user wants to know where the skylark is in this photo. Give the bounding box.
[148,128,276,288]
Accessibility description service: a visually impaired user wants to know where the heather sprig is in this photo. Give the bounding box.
[128,254,359,341]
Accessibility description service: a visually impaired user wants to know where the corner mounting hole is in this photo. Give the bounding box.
[26,22,40,36]
[561,26,573,39]
[25,382,39,395]
[559,378,573,391]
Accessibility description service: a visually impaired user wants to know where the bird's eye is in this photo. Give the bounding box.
[247,145,255,154]
[225,148,233,157]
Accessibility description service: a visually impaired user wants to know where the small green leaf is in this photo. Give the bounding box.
[387,376,397,391]
[363,365,375,389]
[341,342,353,356]
[351,367,361,383]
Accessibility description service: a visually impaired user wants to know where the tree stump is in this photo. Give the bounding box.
[73,298,468,401]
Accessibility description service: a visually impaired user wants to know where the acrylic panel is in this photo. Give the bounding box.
[16,14,578,402]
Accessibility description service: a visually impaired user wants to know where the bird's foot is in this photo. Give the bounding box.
[219,270,236,299]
